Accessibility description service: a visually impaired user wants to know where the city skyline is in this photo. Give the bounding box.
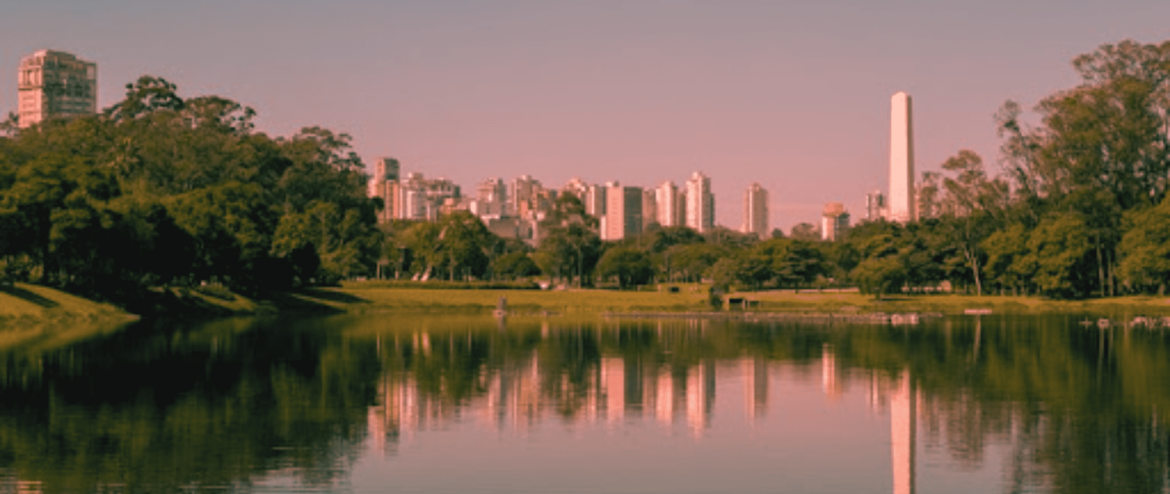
[2,1,1168,230]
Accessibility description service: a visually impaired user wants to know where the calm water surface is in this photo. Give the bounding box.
[1,313,1167,494]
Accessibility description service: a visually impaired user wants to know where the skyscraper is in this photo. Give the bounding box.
[742,183,768,239]
[889,92,916,223]
[603,181,643,241]
[821,202,850,241]
[642,189,658,230]
[685,172,715,233]
[17,50,97,128]
[585,183,607,219]
[865,190,886,222]
[655,181,684,227]
[369,158,401,223]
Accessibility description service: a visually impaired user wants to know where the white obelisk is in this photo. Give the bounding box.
[889,92,916,223]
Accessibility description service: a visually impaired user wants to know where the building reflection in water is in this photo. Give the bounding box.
[891,368,916,494]
[742,357,768,423]
[366,323,918,493]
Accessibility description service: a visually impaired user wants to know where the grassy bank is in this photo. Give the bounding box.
[287,283,1170,317]
[741,290,1170,316]
[0,283,139,351]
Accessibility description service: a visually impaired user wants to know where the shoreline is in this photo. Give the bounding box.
[9,282,1170,334]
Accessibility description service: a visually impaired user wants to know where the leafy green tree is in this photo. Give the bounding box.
[1027,213,1096,299]
[790,222,820,241]
[1118,199,1170,294]
[981,223,1033,296]
[537,194,602,286]
[490,251,541,280]
[667,243,728,282]
[595,246,654,289]
[850,233,906,299]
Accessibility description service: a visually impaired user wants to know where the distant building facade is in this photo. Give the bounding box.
[865,190,886,222]
[642,189,658,230]
[655,181,684,228]
[821,202,851,241]
[18,49,97,128]
[602,182,643,241]
[685,172,715,233]
[585,183,607,219]
[742,182,768,239]
[368,158,401,223]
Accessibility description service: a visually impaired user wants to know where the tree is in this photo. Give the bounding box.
[850,233,906,299]
[595,247,654,289]
[490,251,541,281]
[790,222,820,241]
[1027,213,1096,299]
[1118,199,1170,294]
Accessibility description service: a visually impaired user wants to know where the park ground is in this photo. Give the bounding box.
[6,281,1170,349]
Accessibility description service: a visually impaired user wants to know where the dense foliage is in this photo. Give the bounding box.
[0,76,380,300]
[5,38,1170,302]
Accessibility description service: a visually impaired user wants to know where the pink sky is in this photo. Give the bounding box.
[3,0,1169,230]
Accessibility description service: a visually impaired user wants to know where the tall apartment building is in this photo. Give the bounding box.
[742,182,769,239]
[508,175,540,217]
[602,182,643,241]
[471,177,507,217]
[655,181,684,228]
[865,191,886,222]
[368,158,401,223]
[685,171,715,233]
[560,177,589,205]
[642,189,658,230]
[585,183,607,218]
[17,50,97,128]
[821,202,851,242]
[398,172,461,221]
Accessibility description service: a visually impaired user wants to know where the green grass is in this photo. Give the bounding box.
[309,283,712,314]
[743,290,1170,316]
[302,283,1170,317]
[0,282,138,351]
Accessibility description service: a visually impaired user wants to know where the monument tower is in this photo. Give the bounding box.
[888,92,916,223]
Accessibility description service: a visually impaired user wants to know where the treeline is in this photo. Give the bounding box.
[0,76,382,303]
[384,38,1170,300]
[5,39,1170,304]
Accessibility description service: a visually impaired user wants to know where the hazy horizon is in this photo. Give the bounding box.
[3,0,1168,230]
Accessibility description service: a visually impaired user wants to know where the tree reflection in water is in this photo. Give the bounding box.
[0,314,1168,493]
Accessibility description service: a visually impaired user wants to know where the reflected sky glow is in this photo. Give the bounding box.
[1,314,1164,493]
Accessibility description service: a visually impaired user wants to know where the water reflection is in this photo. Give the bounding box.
[1,314,1169,493]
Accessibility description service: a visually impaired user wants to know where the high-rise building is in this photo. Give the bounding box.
[742,183,768,239]
[473,177,507,217]
[602,181,643,241]
[889,92,916,223]
[865,190,886,222]
[655,181,684,228]
[561,177,589,205]
[508,175,540,217]
[821,202,850,241]
[17,50,97,128]
[642,189,658,230]
[585,183,607,218]
[685,172,715,233]
[398,172,460,221]
[368,158,401,224]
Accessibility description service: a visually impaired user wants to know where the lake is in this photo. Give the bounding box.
[0,313,1166,494]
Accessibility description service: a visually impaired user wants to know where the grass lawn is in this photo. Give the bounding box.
[744,289,1170,316]
[302,282,1170,317]
[0,283,138,351]
[309,282,712,314]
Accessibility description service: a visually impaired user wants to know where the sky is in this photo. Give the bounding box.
[2,0,1169,231]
